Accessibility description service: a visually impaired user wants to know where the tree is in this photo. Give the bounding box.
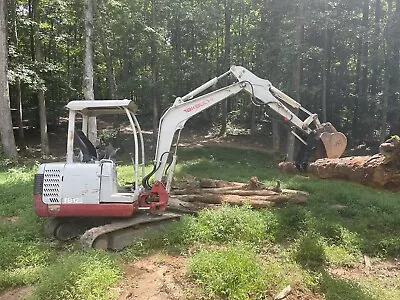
[287,0,304,161]
[0,0,17,158]
[219,0,231,136]
[8,0,25,149]
[151,0,159,141]
[83,0,97,143]
[32,0,50,155]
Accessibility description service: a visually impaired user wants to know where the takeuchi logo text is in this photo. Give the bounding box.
[183,99,211,113]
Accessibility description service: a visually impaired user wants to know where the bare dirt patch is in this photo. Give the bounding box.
[115,253,194,300]
[0,286,32,300]
[328,258,400,290]
[0,216,19,223]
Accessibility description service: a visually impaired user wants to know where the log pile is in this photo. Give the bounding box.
[278,136,400,190]
[167,177,308,212]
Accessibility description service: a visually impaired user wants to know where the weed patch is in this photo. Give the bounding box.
[188,245,284,299]
[161,205,278,247]
[30,251,120,300]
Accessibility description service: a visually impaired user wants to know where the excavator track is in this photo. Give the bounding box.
[79,211,182,250]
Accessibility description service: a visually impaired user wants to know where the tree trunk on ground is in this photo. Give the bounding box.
[278,137,400,190]
[0,0,18,158]
[83,0,97,144]
[287,0,304,161]
[32,0,50,155]
[169,177,308,210]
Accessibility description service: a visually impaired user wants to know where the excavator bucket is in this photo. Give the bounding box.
[319,131,347,158]
[313,122,347,159]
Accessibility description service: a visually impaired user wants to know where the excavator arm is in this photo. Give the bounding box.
[145,66,346,189]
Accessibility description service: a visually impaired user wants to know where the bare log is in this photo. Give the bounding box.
[278,154,400,190]
[199,178,244,188]
[171,192,307,207]
[170,177,308,209]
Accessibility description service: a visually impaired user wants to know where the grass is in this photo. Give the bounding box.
[0,164,121,299]
[188,245,285,299]
[1,145,400,299]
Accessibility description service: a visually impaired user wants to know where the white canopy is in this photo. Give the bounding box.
[66,100,137,116]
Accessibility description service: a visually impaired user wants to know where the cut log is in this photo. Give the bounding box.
[172,193,307,208]
[199,178,244,188]
[170,177,308,210]
[278,154,400,190]
[173,187,305,197]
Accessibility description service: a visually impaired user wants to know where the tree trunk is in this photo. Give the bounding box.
[263,0,281,150]
[0,0,18,158]
[370,0,381,95]
[359,0,370,141]
[32,0,49,155]
[392,0,400,92]
[287,0,304,161]
[219,0,231,136]
[9,0,25,148]
[352,38,362,141]
[381,0,393,142]
[83,0,97,144]
[97,0,116,100]
[322,2,332,123]
[150,0,158,142]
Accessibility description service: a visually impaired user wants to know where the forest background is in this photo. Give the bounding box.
[1,0,400,158]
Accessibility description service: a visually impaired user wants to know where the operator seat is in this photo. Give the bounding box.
[74,129,98,162]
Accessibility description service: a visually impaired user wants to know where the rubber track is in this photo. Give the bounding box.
[79,212,182,250]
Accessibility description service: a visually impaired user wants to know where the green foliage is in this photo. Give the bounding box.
[2,147,400,299]
[160,205,278,247]
[319,273,376,300]
[295,234,326,270]
[30,252,121,300]
[188,246,283,299]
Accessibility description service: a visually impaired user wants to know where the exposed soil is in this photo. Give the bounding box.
[114,253,192,300]
[0,286,32,300]
[328,258,400,291]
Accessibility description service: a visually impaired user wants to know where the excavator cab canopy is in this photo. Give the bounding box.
[66,100,138,117]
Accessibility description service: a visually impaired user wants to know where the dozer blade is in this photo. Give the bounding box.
[319,131,347,158]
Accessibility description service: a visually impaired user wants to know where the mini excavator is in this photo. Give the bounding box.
[33,66,347,250]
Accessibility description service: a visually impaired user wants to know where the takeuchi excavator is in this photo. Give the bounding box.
[33,66,347,250]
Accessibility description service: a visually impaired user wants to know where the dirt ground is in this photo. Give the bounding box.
[0,286,33,300]
[113,253,191,300]
[112,254,399,300]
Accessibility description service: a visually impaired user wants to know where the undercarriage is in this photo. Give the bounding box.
[44,211,183,250]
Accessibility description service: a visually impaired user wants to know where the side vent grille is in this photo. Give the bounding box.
[43,168,62,204]
[34,174,44,195]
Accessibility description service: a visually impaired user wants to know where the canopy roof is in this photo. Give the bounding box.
[66,100,137,116]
